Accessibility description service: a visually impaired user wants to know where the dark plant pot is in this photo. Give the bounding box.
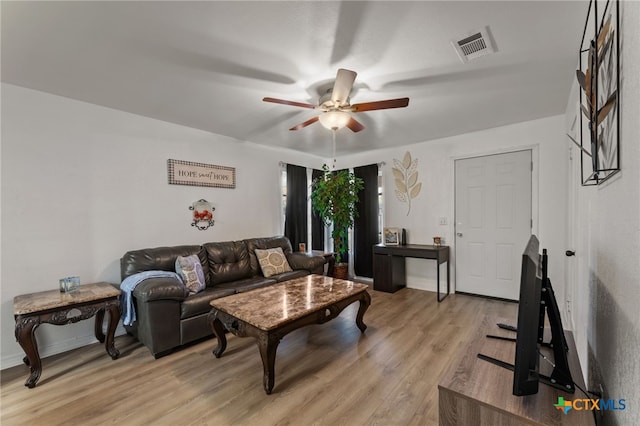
[333,263,349,280]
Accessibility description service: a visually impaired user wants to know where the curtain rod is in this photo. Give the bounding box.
[280,161,386,167]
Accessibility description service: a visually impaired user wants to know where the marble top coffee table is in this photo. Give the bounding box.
[208,274,371,394]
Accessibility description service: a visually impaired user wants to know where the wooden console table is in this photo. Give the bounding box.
[438,316,594,425]
[373,244,450,301]
[13,282,121,388]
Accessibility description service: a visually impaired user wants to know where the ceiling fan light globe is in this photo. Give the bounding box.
[319,111,350,130]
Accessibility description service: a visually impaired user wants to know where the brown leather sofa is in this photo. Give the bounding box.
[120,236,326,358]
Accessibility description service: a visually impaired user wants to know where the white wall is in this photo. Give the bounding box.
[336,115,569,299]
[0,83,324,368]
[564,2,640,424]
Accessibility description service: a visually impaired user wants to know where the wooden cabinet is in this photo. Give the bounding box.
[373,251,406,293]
[438,316,594,426]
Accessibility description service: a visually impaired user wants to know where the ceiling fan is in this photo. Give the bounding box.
[263,68,409,132]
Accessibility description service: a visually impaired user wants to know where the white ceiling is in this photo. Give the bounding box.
[1,1,588,157]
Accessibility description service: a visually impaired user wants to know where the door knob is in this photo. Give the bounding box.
[456,232,463,237]
[565,250,576,257]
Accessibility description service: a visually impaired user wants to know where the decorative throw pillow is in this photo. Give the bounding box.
[255,247,293,278]
[175,255,206,294]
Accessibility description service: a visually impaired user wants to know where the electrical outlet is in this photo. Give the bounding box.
[439,217,448,226]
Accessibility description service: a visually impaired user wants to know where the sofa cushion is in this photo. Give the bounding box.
[245,236,294,276]
[204,241,252,285]
[132,277,189,303]
[175,255,206,294]
[286,252,327,274]
[272,269,309,282]
[214,276,277,293]
[121,245,210,287]
[255,247,293,277]
[180,287,236,319]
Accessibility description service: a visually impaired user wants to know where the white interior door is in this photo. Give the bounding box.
[455,150,532,300]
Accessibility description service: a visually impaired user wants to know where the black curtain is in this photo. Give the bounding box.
[354,164,379,278]
[311,168,325,251]
[284,164,308,251]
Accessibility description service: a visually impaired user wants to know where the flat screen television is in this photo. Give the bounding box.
[478,234,575,396]
[512,235,543,395]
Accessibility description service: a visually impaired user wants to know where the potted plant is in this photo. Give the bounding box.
[311,164,364,279]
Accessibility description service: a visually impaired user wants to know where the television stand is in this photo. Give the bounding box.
[485,334,557,349]
[477,353,574,393]
[438,316,593,426]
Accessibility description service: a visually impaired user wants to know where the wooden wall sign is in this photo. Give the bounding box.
[168,159,236,189]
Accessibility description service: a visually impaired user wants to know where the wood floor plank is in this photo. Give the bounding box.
[1,288,517,426]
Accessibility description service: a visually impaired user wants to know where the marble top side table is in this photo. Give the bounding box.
[13,282,121,388]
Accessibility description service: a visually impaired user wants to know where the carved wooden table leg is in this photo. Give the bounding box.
[104,303,120,360]
[257,333,281,394]
[356,291,371,333]
[209,312,227,358]
[94,308,106,343]
[14,316,42,388]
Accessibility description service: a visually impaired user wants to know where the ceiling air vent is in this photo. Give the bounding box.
[452,27,495,63]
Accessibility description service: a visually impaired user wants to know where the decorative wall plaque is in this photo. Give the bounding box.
[190,199,215,230]
[168,159,235,189]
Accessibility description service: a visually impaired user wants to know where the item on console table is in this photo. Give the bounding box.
[59,276,80,293]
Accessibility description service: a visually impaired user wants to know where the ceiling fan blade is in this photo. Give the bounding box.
[331,68,357,106]
[289,116,319,131]
[350,97,410,112]
[346,117,365,132]
[263,97,317,109]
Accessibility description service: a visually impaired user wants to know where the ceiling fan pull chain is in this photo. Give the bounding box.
[332,130,337,169]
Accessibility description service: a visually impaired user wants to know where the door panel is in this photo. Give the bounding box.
[455,150,532,300]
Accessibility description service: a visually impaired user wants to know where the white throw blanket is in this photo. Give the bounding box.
[120,271,183,326]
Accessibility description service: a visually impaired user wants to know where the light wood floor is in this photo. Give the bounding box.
[1,288,516,426]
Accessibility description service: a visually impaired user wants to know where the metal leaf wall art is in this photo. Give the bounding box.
[573,0,620,186]
[392,151,422,216]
